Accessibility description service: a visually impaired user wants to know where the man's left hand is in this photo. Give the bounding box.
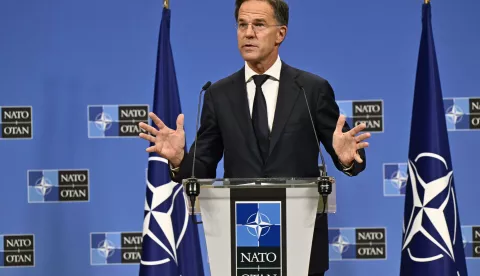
[332,115,371,167]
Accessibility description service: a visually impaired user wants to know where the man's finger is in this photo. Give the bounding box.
[176,114,184,131]
[146,145,157,153]
[138,122,158,136]
[355,132,371,143]
[349,123,366,136]
[354,153,363,163]
[356,142,369,150]
[335,115,346,133]
[139,132,156,143]
[149,112,166,130]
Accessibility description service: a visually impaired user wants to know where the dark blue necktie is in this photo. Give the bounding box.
[251,74,270,163]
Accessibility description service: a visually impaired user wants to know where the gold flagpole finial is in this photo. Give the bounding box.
[164,0,169,9]
[424,0,430,4]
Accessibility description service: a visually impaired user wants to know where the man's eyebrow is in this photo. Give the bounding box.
[252,18,267,23]
[237,18,267,23]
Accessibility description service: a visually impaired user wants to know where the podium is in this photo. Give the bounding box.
[184,177,336,276]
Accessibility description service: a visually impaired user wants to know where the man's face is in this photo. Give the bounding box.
[237,0,286,64]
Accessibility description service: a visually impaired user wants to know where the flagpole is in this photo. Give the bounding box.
[164,0,169,9]
[424,0,430,4]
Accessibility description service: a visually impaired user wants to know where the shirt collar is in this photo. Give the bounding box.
[245,55,282,83]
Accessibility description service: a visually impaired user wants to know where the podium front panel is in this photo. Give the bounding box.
[197,188,232,275]
[285,188,319,275]
[198,185,318,276]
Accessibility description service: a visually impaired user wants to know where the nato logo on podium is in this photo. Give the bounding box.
[236,202,282,275]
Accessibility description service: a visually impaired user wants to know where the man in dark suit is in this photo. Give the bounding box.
[139,0,371,275]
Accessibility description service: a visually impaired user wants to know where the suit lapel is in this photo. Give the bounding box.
[268,63,300,155]
[227,68,263,164]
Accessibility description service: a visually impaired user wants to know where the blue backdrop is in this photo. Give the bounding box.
[0,0,479,275]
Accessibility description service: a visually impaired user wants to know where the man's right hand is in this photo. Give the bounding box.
[138,112,186,168]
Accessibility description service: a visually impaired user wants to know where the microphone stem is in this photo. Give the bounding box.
[191,90,205,178]
[299,84,326,174]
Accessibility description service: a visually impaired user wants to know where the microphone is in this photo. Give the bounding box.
[294,79,333,215]
[185,80,212,224]
[191,81,212,178]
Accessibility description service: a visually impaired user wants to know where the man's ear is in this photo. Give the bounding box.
[276,26,287,44]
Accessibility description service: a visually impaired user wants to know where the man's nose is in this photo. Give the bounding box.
[244,24,255,38]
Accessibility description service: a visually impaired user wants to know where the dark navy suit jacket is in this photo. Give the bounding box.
[172,61,366,273]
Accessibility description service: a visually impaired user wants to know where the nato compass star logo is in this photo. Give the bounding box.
[384,163,408,196]
[236,202,282,248]
[94,112,113,132]
[391,170,408,190]
[443,98,477,131]
[446,105,464,125]
[245,211,273,239]
[402,152,460,266]
[332,235,350,254]
[34,176,53,197]
[97,239,116,258]
[141,156,189,267]
[329,228,357,260]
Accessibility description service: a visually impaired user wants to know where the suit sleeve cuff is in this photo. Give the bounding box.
[169,162,180,176]
[339,160,354,170]
[338,159,355,176]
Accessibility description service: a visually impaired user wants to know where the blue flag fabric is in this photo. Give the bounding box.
[399,3,468,276]
[139,7,205,276]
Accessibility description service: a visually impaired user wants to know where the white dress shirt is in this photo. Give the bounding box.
[244,56,282,132]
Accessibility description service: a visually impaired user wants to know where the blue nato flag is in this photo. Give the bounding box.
[399,2,468,276]
[139,7,205,276]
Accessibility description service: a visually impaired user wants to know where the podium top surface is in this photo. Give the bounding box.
[181,177,335,188]
[183,176,337,214]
